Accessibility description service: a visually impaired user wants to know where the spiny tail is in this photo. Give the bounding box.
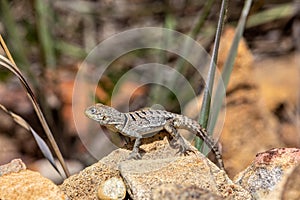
[180,115,224,170]
[195,127,224,170]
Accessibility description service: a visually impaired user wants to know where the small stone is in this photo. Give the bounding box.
[60,160,120,200]
[0,159,26,176]
[97,177,126,200]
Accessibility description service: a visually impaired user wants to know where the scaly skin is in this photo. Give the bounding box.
[85,103,224,169]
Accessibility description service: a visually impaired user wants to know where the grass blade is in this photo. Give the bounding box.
[35,0,56,68]
[0,104,62,176]
[209,0,253,133]
[196,0,228,150]
[190,0,215,38]
[246,3,293,28]
[0,35,70,177]
[0,0,30,69]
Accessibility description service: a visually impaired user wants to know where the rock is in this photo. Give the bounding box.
[59,160,121,200]
[113,138,251,200]
[281,162,300,200]
[0,160,67,200]
[97,177,126,200]
[99,132,175,171]
[234,148,300,200]
[152,183,223,200]
[0,159,26,176]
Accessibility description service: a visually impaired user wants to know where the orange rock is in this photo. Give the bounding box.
[0,169,67,199]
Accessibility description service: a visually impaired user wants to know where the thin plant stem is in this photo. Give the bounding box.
[196,0,228,150]
[0,34,70,177]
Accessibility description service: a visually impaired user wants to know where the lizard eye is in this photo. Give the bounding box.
[90,107,97,114]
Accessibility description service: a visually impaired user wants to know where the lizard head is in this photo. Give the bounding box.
[85,103,124,125]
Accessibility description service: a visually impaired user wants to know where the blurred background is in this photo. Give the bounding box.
[0,0,299,180]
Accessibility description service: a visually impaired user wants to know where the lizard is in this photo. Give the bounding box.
[85,103,224,169]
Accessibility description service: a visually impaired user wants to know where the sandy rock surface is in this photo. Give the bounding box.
[59,158,121,200]
[0,159,67,200]
[82,138,251,199]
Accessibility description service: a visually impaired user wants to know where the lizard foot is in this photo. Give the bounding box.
[175,140,197,156]
[168,138,180,149]
[128,151,142,160]
[178,148,196,156]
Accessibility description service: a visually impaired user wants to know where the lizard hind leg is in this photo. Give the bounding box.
[164,121,195,156]
[128,137,142,159]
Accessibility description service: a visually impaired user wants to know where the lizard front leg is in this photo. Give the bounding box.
[128,137,142,159]
[164,120,195,155]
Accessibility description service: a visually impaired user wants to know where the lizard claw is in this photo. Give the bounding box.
[175,141,197,156]
[128,151,142,160]
[182,148,196,156]
[177,147,196,156]
[171,136,196,156]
